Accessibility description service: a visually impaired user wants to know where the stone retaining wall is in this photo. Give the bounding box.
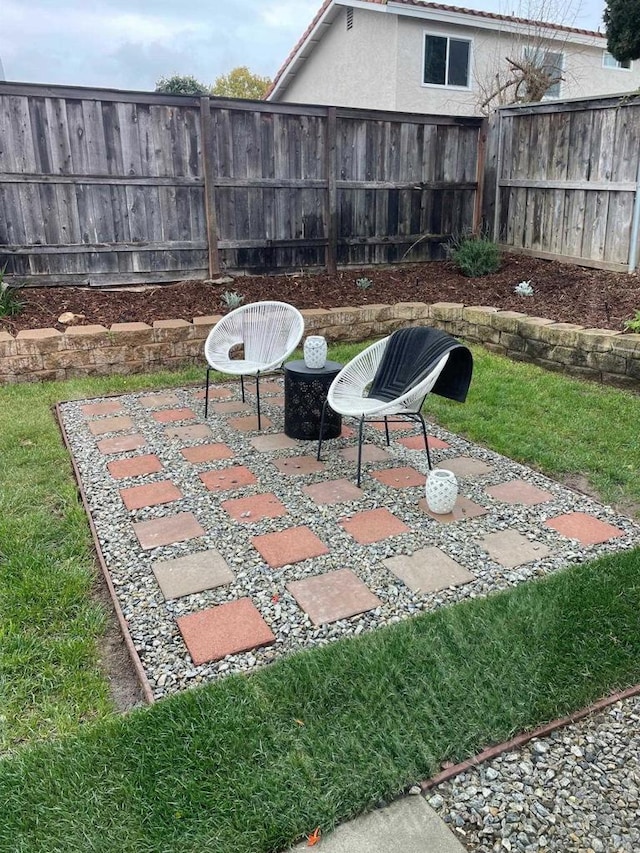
[1,303,639,389]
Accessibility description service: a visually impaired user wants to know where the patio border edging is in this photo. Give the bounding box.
[2,304,640,388]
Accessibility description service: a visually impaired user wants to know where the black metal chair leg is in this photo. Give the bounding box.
[204,367,211,418]
[384,416,390,446]
[255,373,261,431]
[240,375,246,403]
[356,416,365,488]
[317,399,329,460]
[417,412,433,469]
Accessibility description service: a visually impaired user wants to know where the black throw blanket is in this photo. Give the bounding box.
[367,326,473,404]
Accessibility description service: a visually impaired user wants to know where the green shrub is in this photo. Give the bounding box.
[0,267,24,317]
[450,234,501,277]
[221,290,244,309]
[623,310,640,333]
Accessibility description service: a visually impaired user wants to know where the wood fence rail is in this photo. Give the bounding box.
[0,81,482,287]
[484,92,640,273]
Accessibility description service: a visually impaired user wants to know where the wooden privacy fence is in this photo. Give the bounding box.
[0,81,483,287]
[485,92,640,273]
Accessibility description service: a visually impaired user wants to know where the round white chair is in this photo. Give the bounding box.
[204,301,305,429]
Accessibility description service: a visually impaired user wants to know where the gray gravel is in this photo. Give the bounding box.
[430,693,640,853]
[58,379,640,701]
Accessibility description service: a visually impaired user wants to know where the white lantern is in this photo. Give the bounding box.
[425,469,458,514]
[303,335,328,369]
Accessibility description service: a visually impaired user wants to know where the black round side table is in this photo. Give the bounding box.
[283,359,342,440]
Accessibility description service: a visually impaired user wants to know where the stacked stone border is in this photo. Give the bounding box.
[2,303,640,389]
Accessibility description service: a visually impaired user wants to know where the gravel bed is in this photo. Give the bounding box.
[429,693,640,853]
[58,379,640,702]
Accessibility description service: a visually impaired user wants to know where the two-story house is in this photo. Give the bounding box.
[266,0,640,115]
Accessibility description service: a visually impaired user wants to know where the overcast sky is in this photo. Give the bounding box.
[2,0,607,92]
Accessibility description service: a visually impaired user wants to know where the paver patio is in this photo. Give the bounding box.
[58,376,640,698]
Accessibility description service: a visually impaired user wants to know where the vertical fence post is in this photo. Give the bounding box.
[492,110,504,243]
[473,119,487,235]
[628,152,640,273]
[325,106,338,275]
[199,96,220,277]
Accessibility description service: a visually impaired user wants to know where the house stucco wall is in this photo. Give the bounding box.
[281,7,398,109]
[275,5,640,116]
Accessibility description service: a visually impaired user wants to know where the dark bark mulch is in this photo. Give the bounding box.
[2,254,638,334]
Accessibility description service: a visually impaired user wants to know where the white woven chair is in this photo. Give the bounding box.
[317,332,452,486]
[204,301,304,429]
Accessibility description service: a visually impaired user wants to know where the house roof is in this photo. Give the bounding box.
[265,0,604,100]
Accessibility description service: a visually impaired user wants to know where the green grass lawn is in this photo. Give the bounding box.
[0,346,639,851]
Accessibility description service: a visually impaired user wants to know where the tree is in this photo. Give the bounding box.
[604,0,640,62]
[155,75,210,96]
[211,66,272,100]
[474,0,583,113]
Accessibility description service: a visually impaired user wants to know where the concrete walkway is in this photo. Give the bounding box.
[288,796,466,852]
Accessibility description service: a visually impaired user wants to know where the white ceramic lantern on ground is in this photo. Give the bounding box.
[303,335,328,369]
[425,468,458,514]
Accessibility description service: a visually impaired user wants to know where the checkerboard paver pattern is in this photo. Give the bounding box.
[62,378,640,698]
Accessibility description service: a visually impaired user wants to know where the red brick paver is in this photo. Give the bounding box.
[88,415,135,436]
[107,454,163,479]
[252,525,329,568]
[486,479,553,505]
[222,493,287,523]
[287,569,381,625]
[372,466,426,489]
[339,507,410,544]
[133,512,205,550]
[199,465,257,492]
[177,598,275,665]
[302,478,363,505]
[371,420,412,432]
[151,407,197,423]
[194,387,234,401]
[544,512,624,545]
[120,480,183,511]
[180,443,234,463]
[97,433,147,455]
[81,400,123,416]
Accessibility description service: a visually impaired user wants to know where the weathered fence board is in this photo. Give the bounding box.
[487,93,640,272]
[0,81,482,286]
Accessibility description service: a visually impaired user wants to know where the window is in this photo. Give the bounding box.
[524,48,563,98]
[603,51,631,70]
[423,34,471,88]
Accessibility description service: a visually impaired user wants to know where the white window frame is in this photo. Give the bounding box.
[602,51,631,70]
[523,47,564,99]
[421,30,472,91]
